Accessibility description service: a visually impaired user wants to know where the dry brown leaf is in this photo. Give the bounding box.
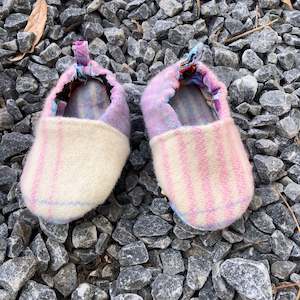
[281,0,293,9]
[10,0,48,62]
[296,287,300,300]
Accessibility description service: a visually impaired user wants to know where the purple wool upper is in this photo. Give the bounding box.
[141,61,230,139]
[42,40,130,137]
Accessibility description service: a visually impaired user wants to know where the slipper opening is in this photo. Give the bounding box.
[169,69,219,126]
[53,74,112,120]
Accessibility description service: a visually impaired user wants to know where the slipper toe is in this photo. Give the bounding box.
[21,118,129,224]
[150,118,254,231]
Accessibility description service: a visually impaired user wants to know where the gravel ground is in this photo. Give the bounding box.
[0,0,300,299]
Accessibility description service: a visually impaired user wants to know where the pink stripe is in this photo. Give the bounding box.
[194,129,216,226]
[177,195,251,216]
[47,118,64,219]
[214,123,234,222]
[175,131,198,225]
[157,97,176,202]
[159,139,176,201]
[227,125,247,201]
[30,120,48,211]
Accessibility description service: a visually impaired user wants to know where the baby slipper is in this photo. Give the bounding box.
[141,46,254,231]
[21,41,130,224]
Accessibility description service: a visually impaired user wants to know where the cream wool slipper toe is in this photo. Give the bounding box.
[21,41,130,224]
[141,46,254,231]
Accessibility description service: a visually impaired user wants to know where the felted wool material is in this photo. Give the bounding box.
[44,60,130,137]
[150,118,253,231]
[21,117,130,224]
[141,61,254,231]
[21,41,130,223]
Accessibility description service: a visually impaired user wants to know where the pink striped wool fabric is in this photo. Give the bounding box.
[141,62,254,231]
[21,53,130,224]
[21,117,130,224]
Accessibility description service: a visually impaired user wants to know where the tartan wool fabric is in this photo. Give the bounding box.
[141,61,254,231]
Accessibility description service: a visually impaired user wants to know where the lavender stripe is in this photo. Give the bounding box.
[170,196,250,217]
[36,199,94,207]
[170,201,245,231]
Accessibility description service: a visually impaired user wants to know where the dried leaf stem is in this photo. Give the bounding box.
[224,18,278,45]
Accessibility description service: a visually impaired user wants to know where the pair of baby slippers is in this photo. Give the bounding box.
[20,41,254,231]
